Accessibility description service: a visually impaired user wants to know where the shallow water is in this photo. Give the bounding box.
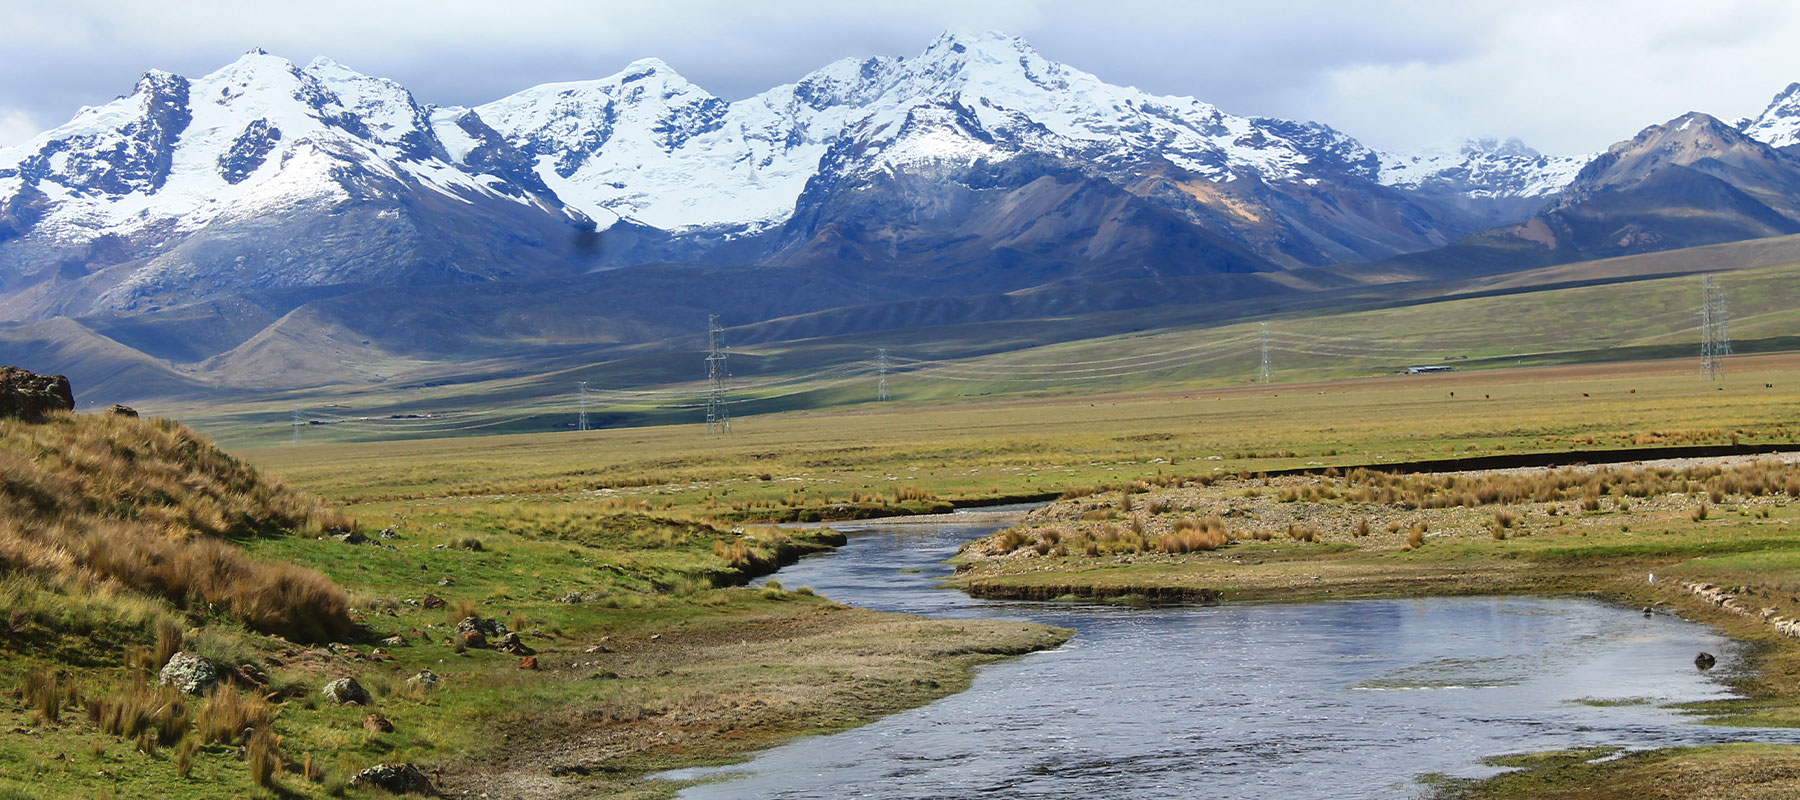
[662,511,1800,799]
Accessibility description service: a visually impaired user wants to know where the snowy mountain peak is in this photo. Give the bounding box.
[1740,82,1800,149]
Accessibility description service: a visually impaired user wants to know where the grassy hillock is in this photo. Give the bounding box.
[0,412,354,645]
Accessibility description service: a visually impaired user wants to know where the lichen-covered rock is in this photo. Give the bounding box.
[455,616,508,638]
[349,762,433,795]
[106,404,138,417]
[364,713,395,733]
[405,669,440,689]
[495,632,535,656]
[158,652,223,696]
[0,366,74,422]
[321,676,371,706]
[420,593,445,609]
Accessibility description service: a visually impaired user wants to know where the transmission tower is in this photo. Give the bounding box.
[1259,322,1271,384]
[877,348,891,402]
[577,381,589,432]
[291,408,302,445]
[1701,275,1730,380]
[705,315,731,434]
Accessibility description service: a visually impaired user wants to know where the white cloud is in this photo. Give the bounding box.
[0,108,44,149]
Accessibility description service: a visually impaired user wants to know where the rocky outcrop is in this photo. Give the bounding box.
[0,367,74,422]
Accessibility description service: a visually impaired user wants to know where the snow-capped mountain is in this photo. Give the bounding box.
[1379,138,1588,200]
[471,32,1407,241]
[1740,82,1800,150]
[0,49,590,316]
[462,32,1592,270]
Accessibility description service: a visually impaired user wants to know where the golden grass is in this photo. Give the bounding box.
[0,413,351,642]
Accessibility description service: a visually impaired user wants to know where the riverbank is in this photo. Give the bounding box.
[952,456,1800,795]
[437,602,1069,799]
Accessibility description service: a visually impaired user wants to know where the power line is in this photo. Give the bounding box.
[876,348,890,402]
[705,314,731,434]
[1259,322,1270,384]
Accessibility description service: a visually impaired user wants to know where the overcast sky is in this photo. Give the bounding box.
[4,0,1799,155]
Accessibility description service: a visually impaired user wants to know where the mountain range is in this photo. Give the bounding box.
[4,31,1800,401]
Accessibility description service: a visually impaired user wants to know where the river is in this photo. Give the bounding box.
[660,507,1799,799]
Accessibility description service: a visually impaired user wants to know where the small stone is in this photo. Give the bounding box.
[321,677,371,706]
[1695,652,1718,670]
[363,713,395,733]
[106,404,138,418]
[518,656,539,671]
[436,577,453,586]
[382,635,406,646]
[158,652,224,696]
[421,594,445,610]
[559,593,583,604]
[406,669,440,689]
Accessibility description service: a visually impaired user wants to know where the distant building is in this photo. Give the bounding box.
[1405,365,1455,374]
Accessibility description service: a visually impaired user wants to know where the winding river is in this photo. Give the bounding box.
[660,507,1800,799]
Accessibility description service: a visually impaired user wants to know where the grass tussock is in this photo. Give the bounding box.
[0,413,351,642]
[1154,517,1230,553]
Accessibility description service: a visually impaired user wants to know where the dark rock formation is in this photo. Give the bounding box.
[0,366,74,421]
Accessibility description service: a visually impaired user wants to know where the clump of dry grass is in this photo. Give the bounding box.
[1153,517,1229,553]
[246,728,281,788]
[196,688,272,746]
[0,413,352,642]
[1405,522,1428,550]
[88,678,188,747]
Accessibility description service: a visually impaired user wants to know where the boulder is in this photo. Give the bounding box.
[420,594,445,610]
[0,367,74,422]
[496,632,535,656]
[457,630,486,649]
[405,669,441,689]
[106,404,138,418]
[321,676,371,706]
[349,763,434,795]
[363,713,395,733]
[159,652,224,696]
[1695,652,1717,670]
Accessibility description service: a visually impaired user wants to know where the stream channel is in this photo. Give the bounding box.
[660,506,1800,799]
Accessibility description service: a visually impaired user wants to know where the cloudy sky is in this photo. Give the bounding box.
[4,0,1799,155]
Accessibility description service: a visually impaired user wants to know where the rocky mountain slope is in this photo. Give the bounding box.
[1371,111,1800,278]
